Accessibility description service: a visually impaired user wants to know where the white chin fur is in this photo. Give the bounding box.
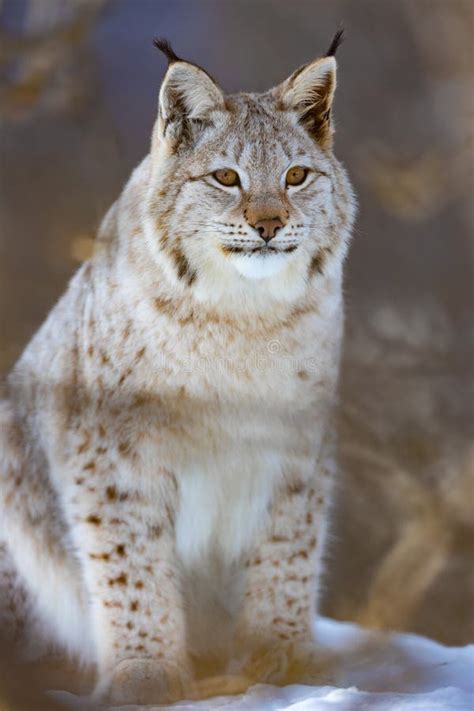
[230,252,289,280]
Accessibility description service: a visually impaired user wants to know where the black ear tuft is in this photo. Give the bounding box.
[153,37,181,64]
[325,27,345,57]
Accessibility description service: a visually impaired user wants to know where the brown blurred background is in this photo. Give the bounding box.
[0,0,473,669]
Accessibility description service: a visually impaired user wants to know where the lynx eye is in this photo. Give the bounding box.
[213,168,240,187]
[286,166,308,187]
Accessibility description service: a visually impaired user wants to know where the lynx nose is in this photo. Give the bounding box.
[253,217,284,243]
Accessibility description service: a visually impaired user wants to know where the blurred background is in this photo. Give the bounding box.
[0,0,472,686]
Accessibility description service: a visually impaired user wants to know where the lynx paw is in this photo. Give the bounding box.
[242,641,335,686]
[96,658,193,706]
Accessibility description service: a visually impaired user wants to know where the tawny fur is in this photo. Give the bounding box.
[0,39,355,705]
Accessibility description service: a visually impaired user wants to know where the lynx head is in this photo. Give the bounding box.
[143,32,354,311]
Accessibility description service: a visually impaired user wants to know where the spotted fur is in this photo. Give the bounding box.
[0,37,355,704]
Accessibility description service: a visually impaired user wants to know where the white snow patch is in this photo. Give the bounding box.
[53,617,474,710]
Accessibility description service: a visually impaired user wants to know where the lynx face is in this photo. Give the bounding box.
[143,40,351,306]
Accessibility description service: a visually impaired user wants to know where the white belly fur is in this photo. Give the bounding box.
[175,448,283,569]
[174,446,284,661]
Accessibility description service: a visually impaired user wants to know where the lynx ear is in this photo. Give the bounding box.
[154,38,225,151]
[278,31,344,149]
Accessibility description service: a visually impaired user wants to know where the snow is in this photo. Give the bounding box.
[55,618,474,710]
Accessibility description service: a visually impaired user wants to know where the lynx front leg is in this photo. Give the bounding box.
[236,471,331,686]
[69,467,192,705]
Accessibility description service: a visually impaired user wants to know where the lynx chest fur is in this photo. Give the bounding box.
[0,34,355,705]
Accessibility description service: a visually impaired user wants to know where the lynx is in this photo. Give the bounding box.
[0,32,355,705]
